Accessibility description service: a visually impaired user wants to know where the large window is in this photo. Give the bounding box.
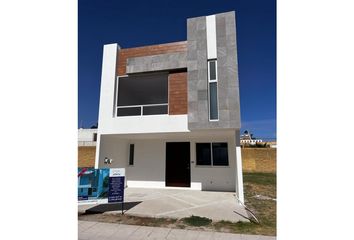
[196,142,229,166]
[208,60,219,120]
[116,73,168,116]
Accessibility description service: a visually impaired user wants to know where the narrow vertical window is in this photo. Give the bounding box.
[208,60,218,120]
[129,144,134,166]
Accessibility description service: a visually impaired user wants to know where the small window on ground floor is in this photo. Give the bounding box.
[129,144,135,166]
[196,142,229,166]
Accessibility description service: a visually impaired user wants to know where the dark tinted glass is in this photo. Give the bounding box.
[209,82,218,120]
[117,107,141,116]
[118,73,168,106]
[212,143,228,166]
[196,143,211,165]
[209,61,217,80]
[143,105,168,115]
[129,144,134,165]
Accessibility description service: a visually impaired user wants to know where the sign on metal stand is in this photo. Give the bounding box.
[108,168,125,215]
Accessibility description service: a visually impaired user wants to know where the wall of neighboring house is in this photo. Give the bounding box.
[78,129,97,146]
[78,146,96,168]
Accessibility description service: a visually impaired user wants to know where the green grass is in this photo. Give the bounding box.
[181,215,212,226]
[243,172,276,186]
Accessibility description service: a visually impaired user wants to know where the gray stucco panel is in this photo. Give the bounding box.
[187,11,241,130]
[126,52,187,74]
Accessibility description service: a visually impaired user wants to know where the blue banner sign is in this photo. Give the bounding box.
[78,168,109,200]
[108,168,125,203]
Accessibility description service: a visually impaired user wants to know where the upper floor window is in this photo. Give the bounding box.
[208,60,219,121]
[116,73,168,117]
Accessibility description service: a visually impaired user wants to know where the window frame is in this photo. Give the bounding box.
[207,59,219,121]
[195,142,229,167]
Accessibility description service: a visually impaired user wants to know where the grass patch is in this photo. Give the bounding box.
[182,215,212,226]
[243,172,276,186]
[242,172,277,236]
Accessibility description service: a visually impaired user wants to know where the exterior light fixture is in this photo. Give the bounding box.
[104,157,113,164]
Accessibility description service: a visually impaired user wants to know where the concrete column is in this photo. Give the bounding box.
[235,130,244,203]
[94,133,101,169]
[95,43,119,169]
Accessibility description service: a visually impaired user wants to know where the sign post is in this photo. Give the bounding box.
[108,168,125,214]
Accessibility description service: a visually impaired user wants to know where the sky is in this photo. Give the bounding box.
[79,0,276,139]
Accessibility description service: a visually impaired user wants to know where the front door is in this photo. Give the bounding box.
[165,142,190,187]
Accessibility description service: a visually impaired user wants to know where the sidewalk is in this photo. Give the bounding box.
[79,220,276,240]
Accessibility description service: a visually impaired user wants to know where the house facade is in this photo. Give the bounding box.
[95,11,244,202]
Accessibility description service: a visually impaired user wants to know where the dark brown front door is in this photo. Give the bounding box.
[165,142,190,187]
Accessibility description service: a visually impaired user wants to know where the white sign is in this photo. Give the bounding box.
[109,168,125,177]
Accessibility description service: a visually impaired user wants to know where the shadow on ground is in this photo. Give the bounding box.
[85,201,142,214]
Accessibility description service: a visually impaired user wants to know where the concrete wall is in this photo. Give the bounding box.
[187,11,241,130]
[241,148,277,173]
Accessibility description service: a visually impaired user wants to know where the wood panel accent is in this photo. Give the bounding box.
[117,41,187,76]
[169,72,188,115]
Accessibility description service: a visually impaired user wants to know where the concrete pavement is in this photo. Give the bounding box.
[79,220,276,240]
[78,188,249,222]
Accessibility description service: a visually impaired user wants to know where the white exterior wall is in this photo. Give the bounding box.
[190,136,236,191]
[97,131,237,192]
[206,14,217,59]
[97,136,128,169]
[99,115,189,135]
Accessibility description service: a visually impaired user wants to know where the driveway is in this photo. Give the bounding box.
[79,188,249,222]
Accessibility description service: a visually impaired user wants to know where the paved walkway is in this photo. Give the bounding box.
[79,220,276,240]
[78,188,249,222]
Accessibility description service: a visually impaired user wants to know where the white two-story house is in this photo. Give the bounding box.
[95,11,244,202]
